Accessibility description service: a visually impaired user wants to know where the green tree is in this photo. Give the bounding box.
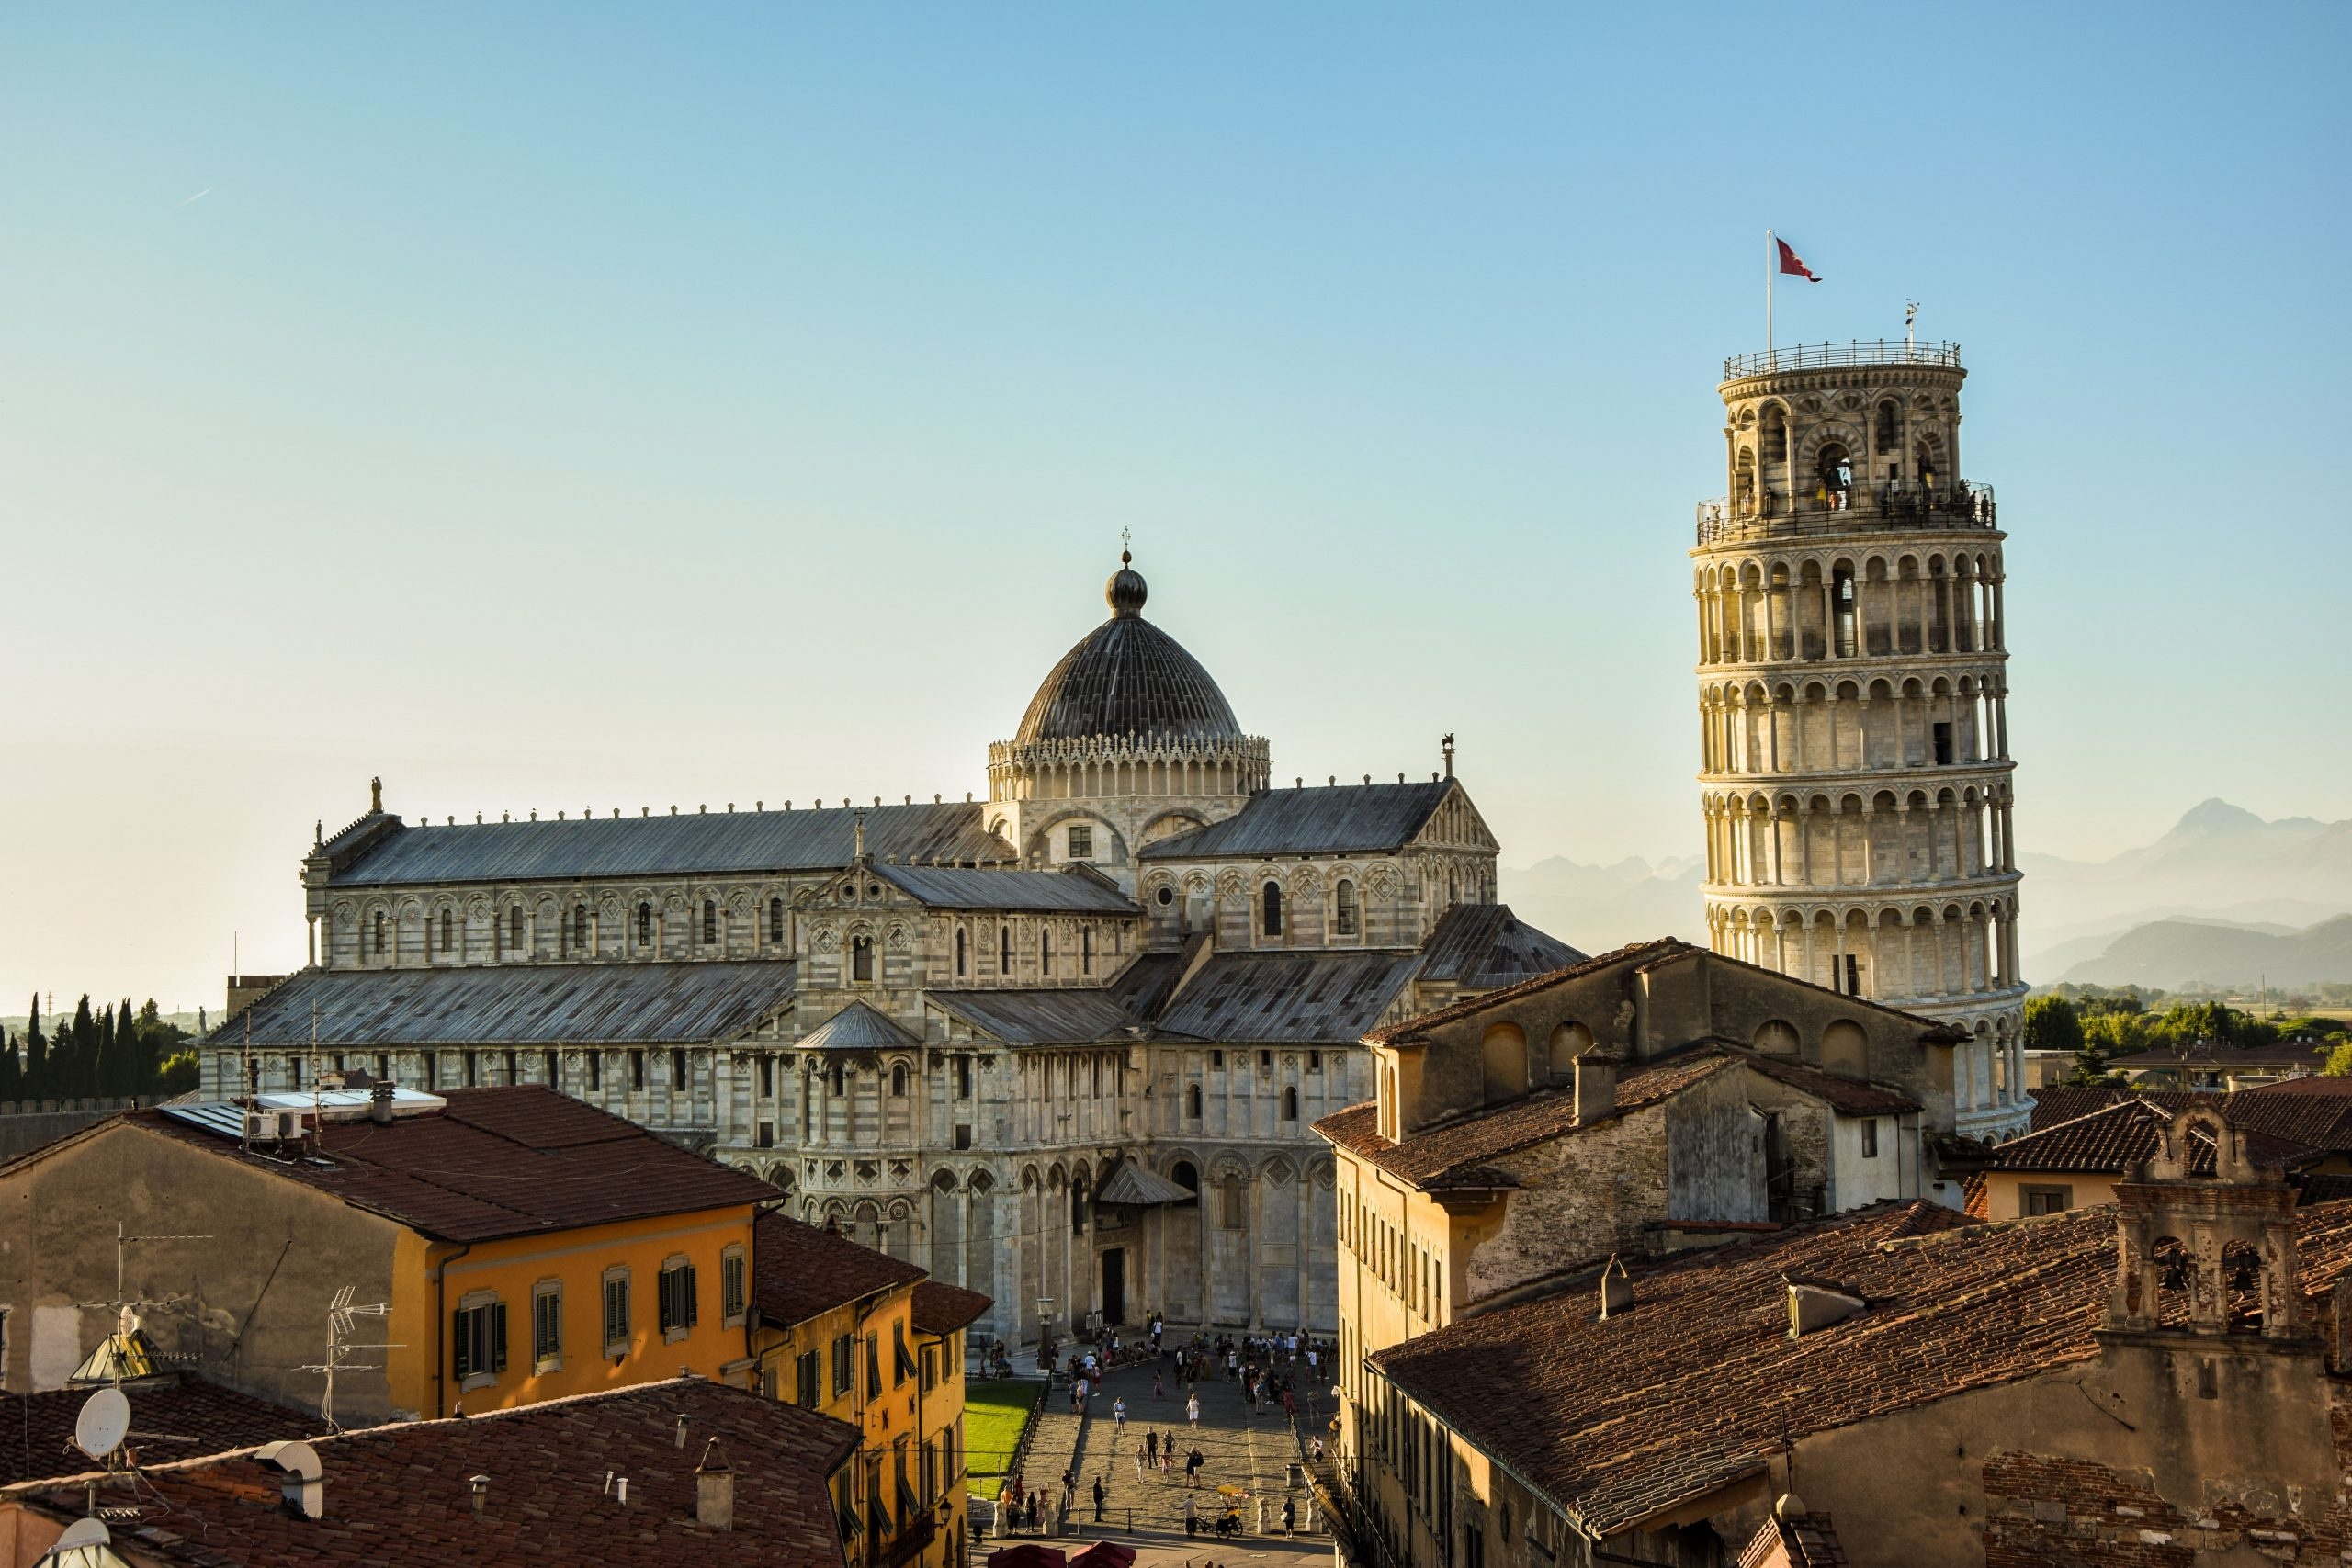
[23,995,44,1097]
[154,1049,201,1096]
[2324,1043,2352,1078]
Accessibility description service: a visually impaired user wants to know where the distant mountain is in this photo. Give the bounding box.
[1499,855,1704,953]
[2020,799,2352,940]
[2056,914,2352,990]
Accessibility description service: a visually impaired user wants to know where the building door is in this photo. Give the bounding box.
[1102,1247,1126,1327]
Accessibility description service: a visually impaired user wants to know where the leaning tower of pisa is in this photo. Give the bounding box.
[1691,339,2029,1141]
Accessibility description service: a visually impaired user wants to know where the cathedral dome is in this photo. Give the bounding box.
[1012,555,1244,747]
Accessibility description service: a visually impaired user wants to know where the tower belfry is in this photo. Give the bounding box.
[1690,338,2029,1140]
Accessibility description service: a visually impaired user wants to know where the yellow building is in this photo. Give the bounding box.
[748,1211,989,1568]
[0,1083,774,1425]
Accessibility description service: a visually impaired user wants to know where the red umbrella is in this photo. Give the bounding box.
[987,1547,1068,1568]
[1069,1545,1137,1568]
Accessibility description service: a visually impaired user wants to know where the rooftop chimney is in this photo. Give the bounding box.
[369,1081,395,1125]
[1574,1047,1621,1123]
[674,1413,689,1450]
[469,1474,490,1517]
[1598,1255,1634,1319]
[695,1439,734,1531]
[254,1440,322,1519]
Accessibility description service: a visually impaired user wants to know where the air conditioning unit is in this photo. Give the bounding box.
[243,1110,313,1144]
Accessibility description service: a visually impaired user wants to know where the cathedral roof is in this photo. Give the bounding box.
[1011,556,1245,748]
[1153,951,1425,1044]
[1419,903,1589,988]
[1139,779,1456,860]
[797,999,920,1051]
[872,863,1138,913]
[198,960,798,1048]
[327,801,1012,886]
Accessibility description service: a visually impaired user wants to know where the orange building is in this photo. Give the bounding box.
[0,1083,775,1425]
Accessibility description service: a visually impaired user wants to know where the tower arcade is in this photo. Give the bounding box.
[1690,340,2029,1140]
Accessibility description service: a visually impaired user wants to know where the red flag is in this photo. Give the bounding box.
[1776,238,1822,282]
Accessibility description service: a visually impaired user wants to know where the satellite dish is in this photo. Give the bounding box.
[53,1518,111,1548]
[74,1387,130,1461]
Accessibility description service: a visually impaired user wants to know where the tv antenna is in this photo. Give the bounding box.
[72,1223,210,1388]
[295,1285,400,1432]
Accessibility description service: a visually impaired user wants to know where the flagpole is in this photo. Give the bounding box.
[1765,229,1775,364]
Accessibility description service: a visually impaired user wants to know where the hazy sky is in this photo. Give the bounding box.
[5,4,2347,1013]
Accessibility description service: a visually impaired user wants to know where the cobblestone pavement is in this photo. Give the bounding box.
[1004,1356,1336,1546]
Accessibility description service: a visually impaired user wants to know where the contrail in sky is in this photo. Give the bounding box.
[172,188,212,210]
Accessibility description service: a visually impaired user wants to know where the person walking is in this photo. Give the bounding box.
[1113,1395,1126,1433]
[1091,1476,1106,1523]
[1146,1428,1159,1464]
[1186,1391,1201,1426]
[1283,1496,1297,1536]
[1182,1495,1198,1538]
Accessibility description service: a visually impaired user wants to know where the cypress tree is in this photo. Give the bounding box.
[0,1032,19,1101]
[24,996,44,1097]
[69,995,96,1097]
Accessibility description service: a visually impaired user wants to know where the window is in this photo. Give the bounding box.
[721,1247,747,1324]
[630,1049,646,1090]
[372,910,387,957]
[588,1051,603,1091]
[757,1121,775,1147]
[1283,1087,1299,1121]
[438,908,454,953]
[853,935,875,984]
[1156,886,1174,907]
[922,1345,937,1393]
[602,1269,631,1352]
[1933,721,1955,765]
[1874,400,1899,454]
[956,927,967,976]
[673,1049,688,1091]
[453,1295,506,1383]
[510,906,525,952]
[290,1055,304,1090]
[1861,1118,1881,1158]
[831,1333,854,1395]
[532,1283,562,1371]
[1335,879,1359,936]
[1261,882,1283,937]
[865,1332,882,1399]
[1221,1173,1247,1230]
[796,1348,821,1406]
[890,1064,909,1097]
[1186,1084,1203,1119]
[636,902,652,946]
[574,903,589,953]
[658,1259,699,1339]
[768,897,785,945]
[1081,927,1093,975]
[1211,1049,1225,1068]
[1068,825,1093,859]
[543,1048,557,1082]
[463,1051,478,1088]
[424,1053,436,1089]
[1308,1050,1322,1071]
[2023,1184,2073,1216]
[956,1056,972,1100]
[759,1055,775,1099]
[1040,929,1052,972]
[894,1322,916,1386]
[1001,926,1012,973]
[954,1123,972,1150]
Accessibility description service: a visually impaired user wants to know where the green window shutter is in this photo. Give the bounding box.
[453,1310,471,1380]
[491,1303,508,1373]
[684,1267,699,1328]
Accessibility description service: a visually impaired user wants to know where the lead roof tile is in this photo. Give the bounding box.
[870,863,1138,913]
[1151,951,1425,1045]
[1137,781,1454,860]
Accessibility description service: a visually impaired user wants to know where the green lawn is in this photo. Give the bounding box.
[964,1380,1040,1497]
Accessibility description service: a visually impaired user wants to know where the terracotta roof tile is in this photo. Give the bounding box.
[6,1376,858,1566]
[125,1088,774,1244]
[1,1376,318,1486]
[1986,1099,2319,1176]
[754,1213,924,1326]
[1369,1201,2352,1538]
[910,1280,993,1337]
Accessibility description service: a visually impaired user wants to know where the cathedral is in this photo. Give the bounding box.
[204,555,1583,1348]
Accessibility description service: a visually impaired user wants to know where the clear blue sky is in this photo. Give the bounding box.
[5,3,2347,1011]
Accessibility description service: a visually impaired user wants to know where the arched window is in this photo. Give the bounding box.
[1762,411,1788,464]
[1282,1087,1299,1121]
[372,910,388,957]
[831,1063,845,1096]
[2222,1241,2264,1333]
[768,897,785,945]
[852,935,875,984]
[437,908,453,953]
[636,902,652,947]
[702,899,718,945]
[956,927,967,976]
[573,903,589,954]
[1261,883,1283,938]
[1334,879,1359,937]
[1071,1177,1088,1235]
[1185,1084,1203,1119]
[889,1064,908,1098]
[1815,443,1852,508]
[1170,1160,1199,1195]
[509,906,525,952]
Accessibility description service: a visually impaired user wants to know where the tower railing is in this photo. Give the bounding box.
[1723,341,1962,379]
[1696,479,1995,546]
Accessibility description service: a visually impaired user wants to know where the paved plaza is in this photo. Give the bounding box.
[992,1352,1337,1549]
